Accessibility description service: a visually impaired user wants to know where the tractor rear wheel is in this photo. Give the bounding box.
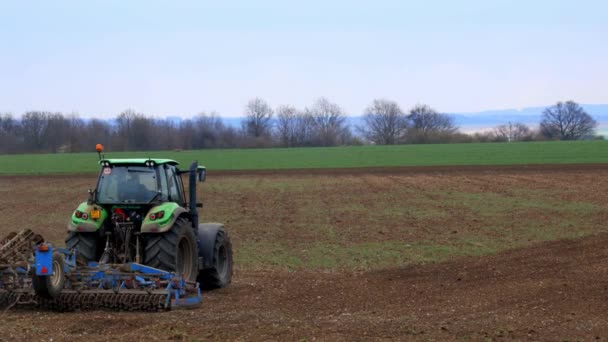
[198,229,233,289]
[142,217,199,282]
[65,232,98,263]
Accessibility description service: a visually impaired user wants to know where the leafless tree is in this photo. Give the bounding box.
[20,112,50,151]
[306,97,351,146]
[242,98,273,138]
[0,114,16,134]
[359,99,408,144]
[83,119,113,152]
[177,120,193,150]
[173,113,238,149]
[115,109,155,150]
[192,112,228,148]
[276,109,317,147]
[1,109,250,153]
[216,125,240,148]
[293,112,317,146]
[275,105,299,147]
[493,122,532,142]
[407,105,457,143]
[0,113,21,153]
[44,113,70,152]
[540,101,597,140]
[115,109,137,150]
[469,131,495,143]
[65,114,85,152]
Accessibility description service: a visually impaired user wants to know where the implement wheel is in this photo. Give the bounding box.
[142,217,199,282]
[33,251,65,299]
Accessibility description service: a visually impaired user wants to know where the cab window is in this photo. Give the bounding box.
[158,165,169,201]
[165,165,183,204]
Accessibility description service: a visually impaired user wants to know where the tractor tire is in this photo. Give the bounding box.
[33,251,65,299]
[65,232,98,263]
[142,217,199,282]
[198,229,233,290]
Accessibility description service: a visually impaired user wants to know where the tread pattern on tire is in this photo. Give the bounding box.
[142,217,198,281]
[65,232,98,262]
[198,229,233,290]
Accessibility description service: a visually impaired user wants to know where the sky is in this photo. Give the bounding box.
[0,0,607,118]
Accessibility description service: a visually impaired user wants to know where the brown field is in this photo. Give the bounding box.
[1,165,608,341]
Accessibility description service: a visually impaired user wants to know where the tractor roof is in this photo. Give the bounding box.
[100,158,179,166]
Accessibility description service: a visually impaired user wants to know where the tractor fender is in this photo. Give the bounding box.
[141,205,188,233]
[67,202,108,232]
[197,223,224,269]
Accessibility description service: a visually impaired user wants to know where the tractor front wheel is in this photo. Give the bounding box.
[142,217,199,282]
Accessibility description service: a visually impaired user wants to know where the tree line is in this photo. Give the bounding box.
[0,98,600,154]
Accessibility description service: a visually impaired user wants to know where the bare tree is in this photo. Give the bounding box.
[217,125,240,148]
[242,98,273,138]
[0,113,21,153]
[469,131,495,143]
[407,105,457,143]
[192,112,227,148]
[293,112,316,146]
[493,122,532,142]
[306,97,351,146]
[275,105,299,147]
[115,109,159,151]
[65,114,85,152]
[44,113,70,152]
[115,109,137,150]
[359,99,408,144]
[540,101,597,140]
[131,114,155,150]
[178,118,197,150]
[0,114,16,134]
[83,119,113,152]
[276,109,317,147]
[20,111,50,151]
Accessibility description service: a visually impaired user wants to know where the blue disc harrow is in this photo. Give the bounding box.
[0,230,201,311]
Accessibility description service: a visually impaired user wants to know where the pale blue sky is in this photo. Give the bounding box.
[1,0,606,118]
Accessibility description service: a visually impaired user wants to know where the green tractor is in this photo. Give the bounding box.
[66,147,232,289]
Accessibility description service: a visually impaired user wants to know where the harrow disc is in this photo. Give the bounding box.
[0,291,169,312]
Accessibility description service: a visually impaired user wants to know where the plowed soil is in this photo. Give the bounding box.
[1,164,608,341]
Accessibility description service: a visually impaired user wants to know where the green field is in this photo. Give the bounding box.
[1,140,607,174]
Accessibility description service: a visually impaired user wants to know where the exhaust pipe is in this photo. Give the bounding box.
[189,161,198,229]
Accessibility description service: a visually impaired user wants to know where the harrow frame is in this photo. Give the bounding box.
[0,233,202,311]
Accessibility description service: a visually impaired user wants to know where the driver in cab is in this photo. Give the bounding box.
[120,173,150,202]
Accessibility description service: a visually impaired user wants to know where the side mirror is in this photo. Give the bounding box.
[197,166,206,182]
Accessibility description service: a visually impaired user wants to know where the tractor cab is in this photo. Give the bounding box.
[95,159,186,205]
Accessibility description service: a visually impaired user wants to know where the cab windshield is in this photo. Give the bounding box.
[96,166,159,204]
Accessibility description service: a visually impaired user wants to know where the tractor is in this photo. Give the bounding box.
[66,145,232,289]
